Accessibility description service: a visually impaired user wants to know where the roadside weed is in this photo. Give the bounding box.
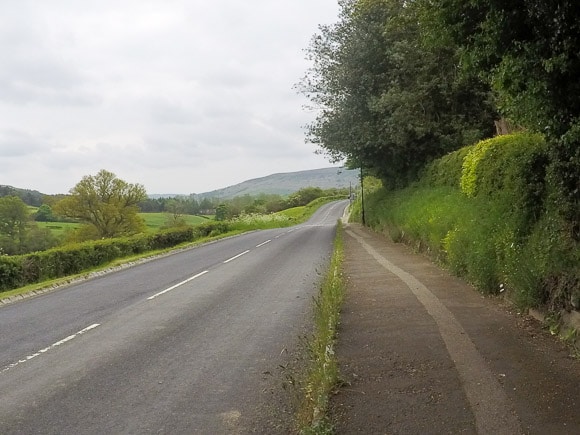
[297,222,345,434]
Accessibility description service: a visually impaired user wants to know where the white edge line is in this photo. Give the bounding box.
[2,323,100,373]
[223,250,250,264]
[256,240,271,248]
[147,270,209,300]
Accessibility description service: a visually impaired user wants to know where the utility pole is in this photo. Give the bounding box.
[360,165,366,226]
[349,181,352,203]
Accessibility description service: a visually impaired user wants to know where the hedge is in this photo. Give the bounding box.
[361,132,579,312]
[0,222,230,292]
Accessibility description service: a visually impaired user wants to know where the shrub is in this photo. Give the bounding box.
[422,145,474,188]
[149,227,194,250]
[194,222,229,238]
[358,132,578,311]
[0,256,24,291]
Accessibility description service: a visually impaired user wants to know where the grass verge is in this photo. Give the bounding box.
[296,221,345,434]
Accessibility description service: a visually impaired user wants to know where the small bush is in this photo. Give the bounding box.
[194,222,230,238]
[0,256,24,290]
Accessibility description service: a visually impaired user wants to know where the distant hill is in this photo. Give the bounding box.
[193,167,359,199]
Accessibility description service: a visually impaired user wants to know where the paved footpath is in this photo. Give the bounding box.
[330,224,579,435]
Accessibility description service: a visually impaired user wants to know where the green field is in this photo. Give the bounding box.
[276,206,305,219]
[140,213,211,231]
[37,221,82,237]
[35,213,211,236]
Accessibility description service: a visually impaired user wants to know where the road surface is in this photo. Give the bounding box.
[0,200,348,434]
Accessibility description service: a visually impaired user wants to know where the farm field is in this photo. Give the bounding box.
[37,221,82,237]
[140,213,211,231]
[34,213,211,237]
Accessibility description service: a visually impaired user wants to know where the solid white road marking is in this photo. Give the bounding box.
[223,250,250,264]
[147,270,209,300]
[1,323,100,373]
[255,240,271,248]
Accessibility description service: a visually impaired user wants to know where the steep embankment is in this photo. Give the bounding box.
[353,132,579,343]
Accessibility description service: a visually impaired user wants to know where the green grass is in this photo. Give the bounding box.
[357,177,579,311]
[32,212,209,236]
[139,213,210,231]
[297,222,345,434]
[228,196,346,232]
[37,221,82,236]
[278,206,306,219]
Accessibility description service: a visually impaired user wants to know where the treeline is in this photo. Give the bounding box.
[137,187,349,219]
[301,0,579,237]
[0,185,45,208]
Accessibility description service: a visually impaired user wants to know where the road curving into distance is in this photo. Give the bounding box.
[0,200,349,434]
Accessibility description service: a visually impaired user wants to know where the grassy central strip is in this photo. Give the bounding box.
[297,221,345,434]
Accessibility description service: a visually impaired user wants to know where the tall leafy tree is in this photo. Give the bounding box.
[430,0,580,236]
[55,170,147,238]
[0,195,30,253]
[299,0,495,186]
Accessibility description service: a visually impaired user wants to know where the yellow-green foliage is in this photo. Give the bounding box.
[460,136,497,196]
[357,132,578,312]
[422,145,474,188]
[460,132,546,197]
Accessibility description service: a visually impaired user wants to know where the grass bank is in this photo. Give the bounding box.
[228,196,346,232]
[353,132,579,326]
[140,213,210,232]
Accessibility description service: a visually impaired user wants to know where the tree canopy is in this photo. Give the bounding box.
[0,195,29,253]
[299,0,495,186]
[300,0,578,234]
[428,0,580,235]
[55,170,147,238]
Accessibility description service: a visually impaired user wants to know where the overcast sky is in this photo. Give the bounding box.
[0,0,340,195]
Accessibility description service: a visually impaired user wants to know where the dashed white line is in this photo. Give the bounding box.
[223,250,250,264]
[255,240,271,248]
[2,323,100,373]
[147,270,209,300]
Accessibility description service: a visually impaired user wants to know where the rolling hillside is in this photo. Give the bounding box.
[193,167,359,199]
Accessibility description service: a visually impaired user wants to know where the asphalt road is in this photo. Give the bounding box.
[0,200,348,434]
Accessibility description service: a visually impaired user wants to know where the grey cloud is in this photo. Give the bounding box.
[149,99,200,125]
[0,0,340,194]
[0,129,47,156]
